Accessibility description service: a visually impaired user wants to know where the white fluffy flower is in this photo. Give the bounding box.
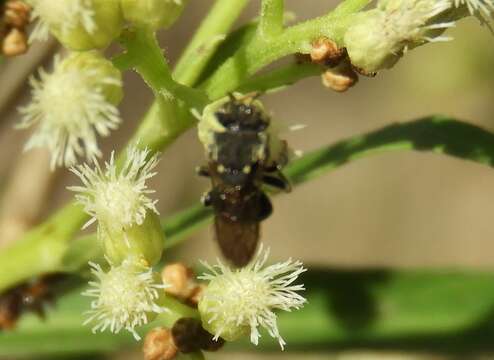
[68,146,159,237]
[82,259,169,340]
[28,0,96,42]
[453,0,494,16]
[198,246,307,350]
[17,54,122,168]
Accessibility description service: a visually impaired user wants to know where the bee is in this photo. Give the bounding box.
[197,93,291,267]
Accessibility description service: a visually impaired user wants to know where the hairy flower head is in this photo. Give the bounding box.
[198,246,307,349]
[69,146,159,237]
[344,0,455,72]
[27,0,122,50]
[17,52,122,169]
[83,259,169,340]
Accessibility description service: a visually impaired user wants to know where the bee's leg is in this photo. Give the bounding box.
[201,191,212,206]
[196,165,210,178]
[256,192,273,221]
[263,172,292,193]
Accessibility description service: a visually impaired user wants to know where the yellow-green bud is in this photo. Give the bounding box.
[102,211,165,267]
[344,0,454,73]
[198,277,250,342]
[120,0,188,30]
[29,0,123,50]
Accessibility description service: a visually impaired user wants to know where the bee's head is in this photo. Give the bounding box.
[215,96,269,132]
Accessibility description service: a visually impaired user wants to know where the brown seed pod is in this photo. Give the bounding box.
[143,327,178,360]
[161,263,195,299]
[1,0,31,57]
[310,37,347,67]
[171,317,225,354]
[2,27,27,56]
[321,63,359,93]
[4,0,31,28]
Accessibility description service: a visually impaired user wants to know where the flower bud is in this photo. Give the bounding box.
[143,327,178,360]
[198,246,306,349]
[120,0,188,30]
[102,211,165,267]
[344,0,454,73]
[28,0,123,50]
[19,51,123,168]
[83,259,169,340]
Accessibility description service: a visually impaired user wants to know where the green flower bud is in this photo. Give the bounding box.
[69,146,164,266]
[344,0,454,73]
[198,247,307,349]
[120,0,188,30]
[102,211,165,267]
[29,0,123,50]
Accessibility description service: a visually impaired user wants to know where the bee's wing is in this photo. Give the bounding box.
[214,216,259,267]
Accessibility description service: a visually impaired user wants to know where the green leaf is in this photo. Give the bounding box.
[3,269,494,356]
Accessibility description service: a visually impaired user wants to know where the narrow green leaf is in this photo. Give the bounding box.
[3,270,494,356]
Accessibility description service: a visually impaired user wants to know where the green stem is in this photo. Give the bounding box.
[173,0,250,87]
[259,0,285,38]
[119,27,209,109]
[202,12,356,99]
[237,62,321,94]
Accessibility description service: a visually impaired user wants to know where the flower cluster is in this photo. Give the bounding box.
[71,147,167,338]
[83,259,169,340]
[18,52,123,169]
[198,246,307,349]
[344,0,493,73]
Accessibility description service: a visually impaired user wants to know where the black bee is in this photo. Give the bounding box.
[197,93,291,267]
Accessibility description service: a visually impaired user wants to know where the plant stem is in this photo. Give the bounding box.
[173,0,250,87]
[119,27,209,110]
[202,13,356,99]
[237,62,321,94]
[259,0,285,38]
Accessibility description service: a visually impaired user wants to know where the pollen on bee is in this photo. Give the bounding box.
[217,164,225,173]
[242,165,251,174]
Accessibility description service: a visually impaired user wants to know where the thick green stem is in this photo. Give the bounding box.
[119,27,209,109]
[202,13,356,99]
[173,0,250,87]
[237,62,321,93]
[259,0,285,38]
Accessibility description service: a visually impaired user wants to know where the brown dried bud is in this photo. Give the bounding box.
[2,28,27,56]
[172,317,225,353]
[4,1,31,28]
[321,63,359,93]
[143,327,178,360]
[310,37,346,67]
[161,263,194,299]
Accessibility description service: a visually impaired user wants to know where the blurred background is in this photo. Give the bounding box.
[1,0,494,359]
